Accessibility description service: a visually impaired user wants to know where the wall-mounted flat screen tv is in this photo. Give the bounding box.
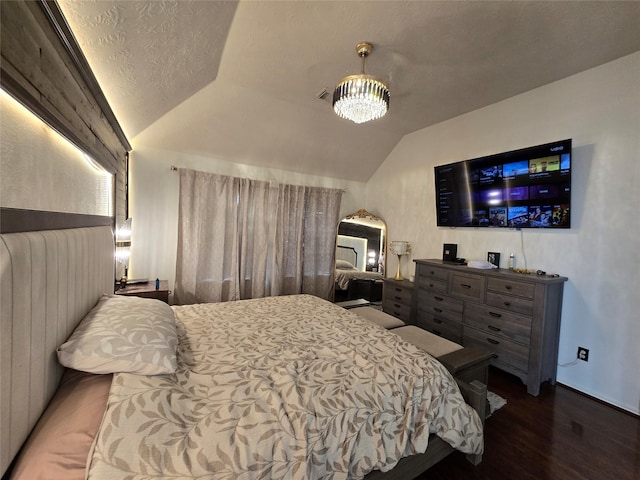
[434,139,571,228]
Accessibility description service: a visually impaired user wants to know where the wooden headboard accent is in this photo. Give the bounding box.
[0,226,114,476]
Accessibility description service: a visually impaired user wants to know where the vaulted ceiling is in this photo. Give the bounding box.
[58,1,640,181]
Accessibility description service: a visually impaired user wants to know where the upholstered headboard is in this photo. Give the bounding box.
[336,245,358,267]
[0,226,114,476]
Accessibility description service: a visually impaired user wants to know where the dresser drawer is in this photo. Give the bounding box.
[382,299,412,323]
[464,302,532,345]
[416,313,462,344]
[416,264,449,285]
[463,326,529,375]
[417,289,463,316]
[384,284,413,306]
[417,299,463,325]
[486,291,534,316]
[416,278,448,294]
[416,264,449,282]
[450,272,485,302]
[487,277,535,300]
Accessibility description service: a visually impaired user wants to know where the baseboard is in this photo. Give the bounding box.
[557,382,639,419]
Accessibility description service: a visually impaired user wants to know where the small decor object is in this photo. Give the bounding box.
[389,241,411,280]
[442,243,458,262]
[487,252,501,268]
[508,252,515,270]
[155,278,160,290]
[333,42,390,124]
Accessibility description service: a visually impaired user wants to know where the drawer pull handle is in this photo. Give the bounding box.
[491,354,499,359]
[394,296,402,300]
[429,283,435,287]
[460,283,471,289]
[489,311,502,318]
[393,312,401,316]
[434,296,444,302]
[432,329,442,336]
[395,288,402,292]
[487,338,500,345]
[503,301,511,307]
[433,318,443,324]
[433,307,443,313]
[488,325,501,332]
[505,285,512,290]
[394,303,401,308]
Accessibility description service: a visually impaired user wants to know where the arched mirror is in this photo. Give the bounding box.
[334,209,386,303]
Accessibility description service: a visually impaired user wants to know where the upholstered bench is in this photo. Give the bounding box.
[351,306,492,387]
[335,298,371,309]
[394,325,462,357]
[350,306,406,329]
[393,326,492,385]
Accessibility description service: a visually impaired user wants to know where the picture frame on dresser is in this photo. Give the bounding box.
[487,252,501,268]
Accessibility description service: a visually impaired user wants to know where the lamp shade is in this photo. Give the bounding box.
[115,218,132,269]
[389,241,411,256]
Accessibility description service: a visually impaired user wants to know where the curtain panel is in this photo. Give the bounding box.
[174,169,342,304]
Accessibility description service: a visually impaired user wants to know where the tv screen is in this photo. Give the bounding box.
[434,139,571,228]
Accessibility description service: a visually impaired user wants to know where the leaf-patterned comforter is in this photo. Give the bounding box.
[87,294,483,480]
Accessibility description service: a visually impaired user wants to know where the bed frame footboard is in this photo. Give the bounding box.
[364,378,487,479]
[459,379,486,465]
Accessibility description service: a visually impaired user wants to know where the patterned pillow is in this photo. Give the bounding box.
[57,295,178,375]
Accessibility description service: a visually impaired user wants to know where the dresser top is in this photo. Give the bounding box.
[414,259,568,284]
[382,277,414,288]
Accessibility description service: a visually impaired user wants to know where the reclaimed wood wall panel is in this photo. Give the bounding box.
[0,0,130,226]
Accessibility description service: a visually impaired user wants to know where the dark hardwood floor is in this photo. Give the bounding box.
[418,368,640,480]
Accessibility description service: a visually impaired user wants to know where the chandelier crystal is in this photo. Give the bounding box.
[333,43,389,124]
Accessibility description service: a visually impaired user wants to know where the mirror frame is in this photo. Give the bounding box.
[338,209,387,275]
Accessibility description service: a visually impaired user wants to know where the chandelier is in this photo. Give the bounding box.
[333,42,390,124]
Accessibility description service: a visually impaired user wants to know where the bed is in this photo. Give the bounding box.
[2,226,486,480]
[335,246,383,302]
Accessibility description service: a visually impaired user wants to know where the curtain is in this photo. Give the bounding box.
[174,169,342,304]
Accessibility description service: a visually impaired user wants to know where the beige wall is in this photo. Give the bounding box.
[365,52,640,414]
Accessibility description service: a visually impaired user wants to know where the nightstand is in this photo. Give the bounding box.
[115,280,170,304]
[382,278,414,324]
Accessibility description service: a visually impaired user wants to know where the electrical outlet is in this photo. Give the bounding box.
[577,347,589,362]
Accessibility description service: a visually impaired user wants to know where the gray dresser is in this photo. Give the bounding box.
[413,259,567,396]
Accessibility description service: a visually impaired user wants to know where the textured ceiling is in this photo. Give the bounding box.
[58,1,640,181]
[58,0,237,137]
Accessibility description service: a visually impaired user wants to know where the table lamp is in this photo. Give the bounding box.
[389,241,411,280]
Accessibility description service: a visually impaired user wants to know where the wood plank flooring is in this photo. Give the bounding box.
[418,368,640,480]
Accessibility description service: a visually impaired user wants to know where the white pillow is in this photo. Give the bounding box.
[336,259,356,270]
[57,295,178,375]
